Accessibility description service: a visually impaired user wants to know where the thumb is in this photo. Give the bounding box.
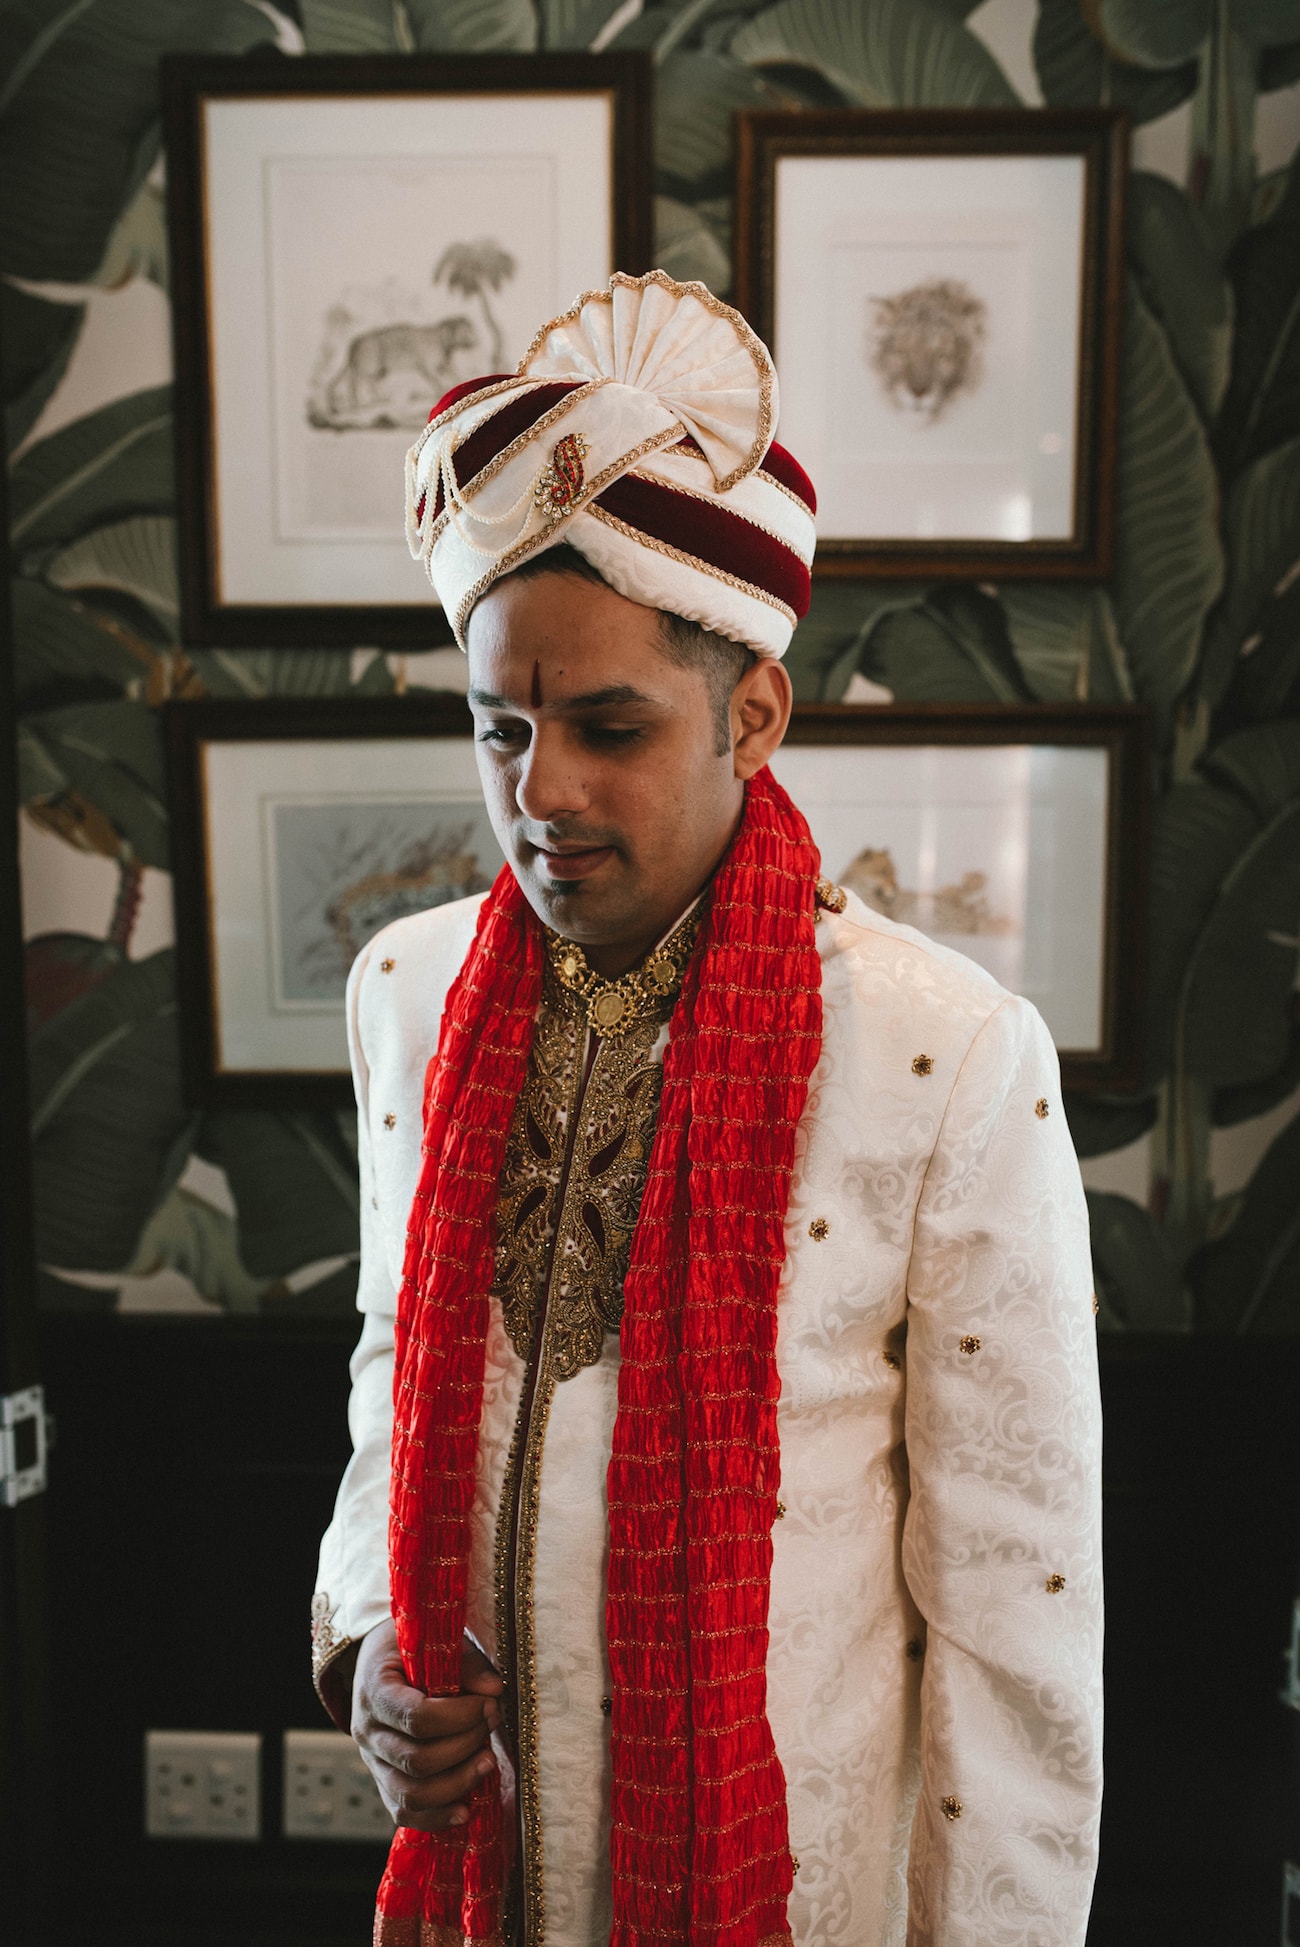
[460,1637,505,1695]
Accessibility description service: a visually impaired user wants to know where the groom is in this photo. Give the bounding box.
[314,271,1103,1947]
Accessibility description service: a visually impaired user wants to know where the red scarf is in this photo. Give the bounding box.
[376,767,824,1947]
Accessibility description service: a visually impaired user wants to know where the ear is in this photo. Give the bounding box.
[731,657,793,780]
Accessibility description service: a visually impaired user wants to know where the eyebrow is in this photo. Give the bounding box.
[467,683,657,713]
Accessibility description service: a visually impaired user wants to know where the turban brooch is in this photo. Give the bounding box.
[405,270,816,659]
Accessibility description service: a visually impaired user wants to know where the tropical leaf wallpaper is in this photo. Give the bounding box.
[3,0,1299,1328]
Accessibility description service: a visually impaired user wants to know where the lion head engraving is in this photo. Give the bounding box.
[865,277,988,424]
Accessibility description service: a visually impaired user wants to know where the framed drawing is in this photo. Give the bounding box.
[770,704,1148,1090]
[167,696,503,1106]
[163,53,652,647]
[734,109,1127,580]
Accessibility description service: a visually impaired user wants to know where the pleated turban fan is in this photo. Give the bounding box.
[404,270,817,656]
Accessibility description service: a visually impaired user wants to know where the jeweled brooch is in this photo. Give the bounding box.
[534,432,589,521]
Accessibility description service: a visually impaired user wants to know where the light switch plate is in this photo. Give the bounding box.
[145,1730,261,1840]
[283,1728,391,1842]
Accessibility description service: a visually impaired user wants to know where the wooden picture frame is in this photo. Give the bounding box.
[734,109,1127,580]
[163,52,653,648]
[168,695,1147,1105]
[166,694,494,1107]
[771,702,1148,1091]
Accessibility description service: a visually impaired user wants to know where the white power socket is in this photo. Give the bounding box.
[145,1730,261,1840]
[283,1729,392,1842]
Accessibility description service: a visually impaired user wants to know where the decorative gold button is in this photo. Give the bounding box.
[775,1501,786,1520]
[941,1795,962,1821]
[883,1351,900,1370]
[592,988,628,1032]
[600,1695,612,1716]
[383,1113,396,1130]
[814,876,847,914]
[1046,1573,1066,1595]
[644,953,677,994]
[959,1335,981,1356]
[380,957,395,973]
[1091,1292,1100,1316]
[790,1851,800,1877]
[808,1217,830,1242]
[1035,1097,1050,1119]
[906,1638,924,1661]
[561,951,581,982]
[912,1053,933,1076]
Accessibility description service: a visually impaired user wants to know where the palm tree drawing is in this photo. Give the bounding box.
[435,240,518,368]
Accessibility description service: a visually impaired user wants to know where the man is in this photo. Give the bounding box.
[314,272,1103,1947]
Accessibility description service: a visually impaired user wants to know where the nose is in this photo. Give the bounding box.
[514,724,590,825]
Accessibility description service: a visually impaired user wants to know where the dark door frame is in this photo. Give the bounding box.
[0,419,51,1938]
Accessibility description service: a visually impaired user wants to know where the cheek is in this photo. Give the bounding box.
[475,754,518,834]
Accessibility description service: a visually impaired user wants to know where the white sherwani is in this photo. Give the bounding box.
[316,887,1103,1947]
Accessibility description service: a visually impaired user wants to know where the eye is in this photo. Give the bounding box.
[476,722,528,749]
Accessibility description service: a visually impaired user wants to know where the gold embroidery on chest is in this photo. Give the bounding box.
[492,913,698,1381]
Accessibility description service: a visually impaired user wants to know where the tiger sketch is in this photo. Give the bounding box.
[310,315,479,432]
[865,277,988,424]
[840,845,1013,937]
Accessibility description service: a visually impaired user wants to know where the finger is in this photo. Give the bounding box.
[366,1681,493,1742]
[363,1717,492,1781]
[362,1745,497,1831]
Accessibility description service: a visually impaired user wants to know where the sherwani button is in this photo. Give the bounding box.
[775,1501,786,1520]
[600,1695,612,1716]
[1035,1097,1050,1119]
[906,1638,924,1661]
[808,1217,830,1241]
[380,957,395,972]
[383,1113,396,1129]
[941,1795,962,1821]
[883,1351,900,1370]
[912,1053,933,1076]
[959,1335,981,1356]
[1046,1573,1067,1594]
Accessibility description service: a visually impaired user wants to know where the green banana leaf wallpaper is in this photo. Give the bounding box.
[4,0,1299,1328]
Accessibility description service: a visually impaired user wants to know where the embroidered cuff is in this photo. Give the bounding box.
[310,1591,357,1731]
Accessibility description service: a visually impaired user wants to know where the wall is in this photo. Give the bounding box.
[5,0,1300,1331]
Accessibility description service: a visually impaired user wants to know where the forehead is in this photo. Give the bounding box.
[465,568,672,696]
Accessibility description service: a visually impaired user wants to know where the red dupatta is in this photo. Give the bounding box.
[376,765,823,1947]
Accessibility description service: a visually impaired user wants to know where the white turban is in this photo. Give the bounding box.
[404,270,817,658]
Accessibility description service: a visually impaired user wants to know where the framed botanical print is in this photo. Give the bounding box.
[163,53,652,646]
[166,695,502,1106]
[770,703,1148,1090]
[734,109,1127,580]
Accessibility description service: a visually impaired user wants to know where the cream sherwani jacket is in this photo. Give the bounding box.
[316,887,1103,1947]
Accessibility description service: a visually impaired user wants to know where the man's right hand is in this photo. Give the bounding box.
[351,1617,505,1831]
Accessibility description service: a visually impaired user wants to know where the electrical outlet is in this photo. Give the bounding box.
[283,1729,391,1842]
[145,1730,261,1840]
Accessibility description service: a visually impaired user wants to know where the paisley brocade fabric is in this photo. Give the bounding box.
[316,887,1102,1947]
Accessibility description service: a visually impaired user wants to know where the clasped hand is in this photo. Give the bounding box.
[350,1617,504,1831]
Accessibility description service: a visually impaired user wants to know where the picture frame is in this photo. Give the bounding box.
[771,702,1148,1091]
[163,52,653,648]
[169,696,1147,1106]
[166,694,500,1107]
[734,109,1127,580]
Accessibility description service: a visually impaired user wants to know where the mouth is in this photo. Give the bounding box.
[530,841,617,884]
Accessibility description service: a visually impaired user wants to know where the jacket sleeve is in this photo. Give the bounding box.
[311,937,400,1728]
[901,993,1103,1947]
